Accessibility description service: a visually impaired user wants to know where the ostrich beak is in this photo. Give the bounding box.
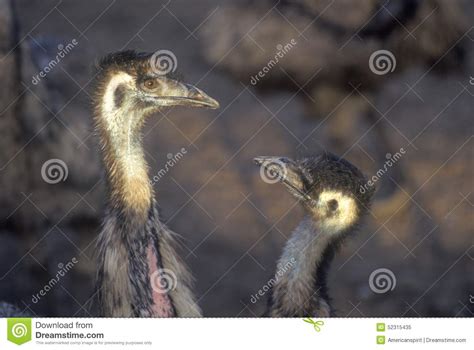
[253,156,289,180]
[156,79,220,109]
[182,83,220,109]
[254,156,315,203]
[253,156,307,201]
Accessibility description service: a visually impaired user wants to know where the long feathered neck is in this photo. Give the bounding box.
[94,73,152,220]
[268,216,346,317]
[94,73,171,317]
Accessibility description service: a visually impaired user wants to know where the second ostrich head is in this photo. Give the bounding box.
[254,153,374,235]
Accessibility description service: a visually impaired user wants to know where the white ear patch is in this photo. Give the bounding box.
[102,72,134,116]
[318,190,358,234]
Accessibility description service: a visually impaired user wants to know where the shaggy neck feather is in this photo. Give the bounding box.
[270,216,342,316]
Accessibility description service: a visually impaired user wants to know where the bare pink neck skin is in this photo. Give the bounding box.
[146,245,175,317]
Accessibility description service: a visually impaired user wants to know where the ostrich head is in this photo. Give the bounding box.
[254,152,374,234]
[93,50,219,131]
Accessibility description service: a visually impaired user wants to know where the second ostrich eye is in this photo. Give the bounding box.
[327,199,338,212]
[142,79,159,90]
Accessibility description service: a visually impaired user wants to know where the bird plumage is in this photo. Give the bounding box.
[92,50,219,317]
[255,152,374,316]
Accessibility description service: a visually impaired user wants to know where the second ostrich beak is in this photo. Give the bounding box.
[254,156,309,202]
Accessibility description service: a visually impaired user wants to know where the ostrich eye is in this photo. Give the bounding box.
[327,199,338,212]
[142,79,158,90]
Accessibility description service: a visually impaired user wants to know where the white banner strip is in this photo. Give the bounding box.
[0,318,472,349]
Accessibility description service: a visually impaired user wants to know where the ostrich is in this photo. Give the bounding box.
[92,50,219,317]
[254,152,374,316]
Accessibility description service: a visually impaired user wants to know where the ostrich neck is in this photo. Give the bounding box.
[100,108,152,219]
[96,99,177,316]
[270,216,341,316]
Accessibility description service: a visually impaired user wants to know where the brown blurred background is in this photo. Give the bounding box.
[0,0,473,317]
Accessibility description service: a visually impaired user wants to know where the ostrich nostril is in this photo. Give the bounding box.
[186,86,220,109]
